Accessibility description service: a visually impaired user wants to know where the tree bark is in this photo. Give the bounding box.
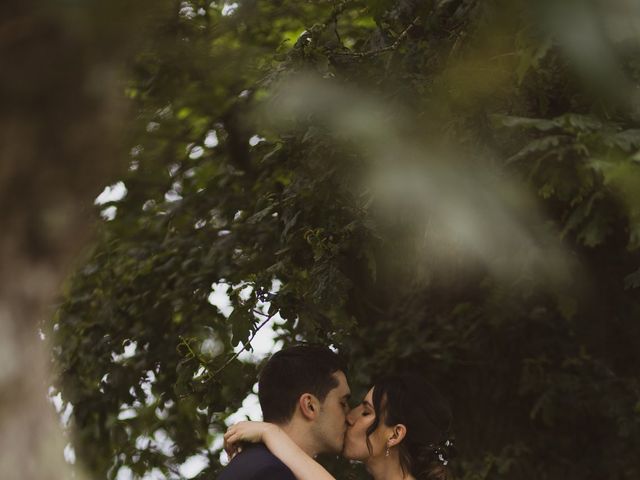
[0,1,152,477]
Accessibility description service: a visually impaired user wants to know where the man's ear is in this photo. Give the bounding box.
[298,393,320,420]
[388,424,407,447]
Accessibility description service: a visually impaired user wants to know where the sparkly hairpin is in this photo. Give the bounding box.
[431,439,455,466]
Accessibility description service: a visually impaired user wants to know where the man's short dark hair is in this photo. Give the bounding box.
[258,345,346,424]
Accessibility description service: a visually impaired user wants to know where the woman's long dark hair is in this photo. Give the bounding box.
[365,374,455,480]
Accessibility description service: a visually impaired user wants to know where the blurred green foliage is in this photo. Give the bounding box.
[50,0,640,478]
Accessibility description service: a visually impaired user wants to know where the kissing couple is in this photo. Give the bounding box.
[218,345,455,480]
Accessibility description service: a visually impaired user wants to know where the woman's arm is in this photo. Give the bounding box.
[224,421,336,480]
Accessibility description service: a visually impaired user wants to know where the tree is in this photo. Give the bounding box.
[0,0,157,478]
[51,1,640,479]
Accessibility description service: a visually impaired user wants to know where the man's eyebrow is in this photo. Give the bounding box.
[341,393,351,400]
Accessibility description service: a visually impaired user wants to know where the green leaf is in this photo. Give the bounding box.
[362,247,377,282]
[507,135,567,163]
[229,307,254,347]
[556,114,603,132]
[247,204,276,224]
[492,114,558,131]
[576,208,611,247]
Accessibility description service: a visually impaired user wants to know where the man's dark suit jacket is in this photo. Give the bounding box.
[217,444,297,480]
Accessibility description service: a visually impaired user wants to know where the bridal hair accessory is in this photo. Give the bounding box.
[430,439,455,466]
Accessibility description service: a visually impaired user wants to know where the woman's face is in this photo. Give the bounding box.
[343,387,390,461]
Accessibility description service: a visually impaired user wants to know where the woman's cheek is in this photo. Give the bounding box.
[357,420,373,457]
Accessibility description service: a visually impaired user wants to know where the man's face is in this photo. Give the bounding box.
[313,370,351,454]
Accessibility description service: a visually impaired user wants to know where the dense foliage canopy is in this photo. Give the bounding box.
[50,1,640,479]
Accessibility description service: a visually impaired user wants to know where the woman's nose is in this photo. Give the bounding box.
[346,410,355,426]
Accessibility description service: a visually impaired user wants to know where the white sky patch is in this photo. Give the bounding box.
[241,280,283,358]
[100,206,117,221]
[146,121,160,132]
[95,181,127,205]
[116,463,173,480]
[208,283,233,317]
[153,430,175,456]
[164,190,183,202]
[189,145,204,160]
[179,454,209,479]
[195,365,207,378]
[238,283,253,301]
[204,130,219,148]
[155,407,169,420]
[214,435,230,465]
[135,435,152,450]
[201,336,224,358]
[142,199,156,212]
[142,468,165,480]
[249,135,265,146]
[49,389,74,429]
[116,466,133,480]
[156,104,172,118]
[225,387,261,426]
[179,2,197,19]
[141,370,156,404]
[234,311,284,362]
[118,408,137,421]
[112,341,137,363]
[208,280,284,361]
[221,2,239,16]
[63,443,76,464]
[99,373,108,393]
[59,401,73,427]
[130,145,143,157]
[50,390,63,410]
[168,163,180,177]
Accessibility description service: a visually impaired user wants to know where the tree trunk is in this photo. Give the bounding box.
[0,1,152,477]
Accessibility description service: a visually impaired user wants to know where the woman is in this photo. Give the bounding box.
[224,374,455,480]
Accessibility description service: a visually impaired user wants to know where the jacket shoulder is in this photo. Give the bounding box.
[253,462,297,480]
[217,444,296,480]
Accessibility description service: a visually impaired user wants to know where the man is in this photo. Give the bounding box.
[218,345,351,479]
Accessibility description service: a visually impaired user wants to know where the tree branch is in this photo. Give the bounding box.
[211,311,277,378]
[332,16,420,58]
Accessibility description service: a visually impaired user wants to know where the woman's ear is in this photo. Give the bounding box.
[298,393,319,420]
[388,424,407,447]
